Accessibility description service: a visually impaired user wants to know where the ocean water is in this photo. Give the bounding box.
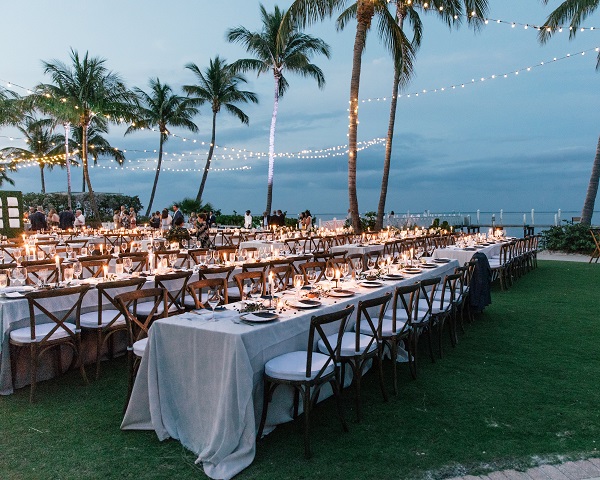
[310,210,599,238]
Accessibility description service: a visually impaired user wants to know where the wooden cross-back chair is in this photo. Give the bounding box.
[21,260,62,285]
[233,271,266,300]
[78,255,113,279]
[118,252,148,273]
[185,277,229,310]
[9,284,91,402]
[299,261,327,284]
[79,277,146,379]
[115,287,168,409]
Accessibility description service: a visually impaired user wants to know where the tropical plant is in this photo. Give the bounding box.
[289,0,412,232]
[540,222,596,254]
[183,56,258,204]
[0,87,22,128]
[126,78,199,217]
[0,116,65,193]
[0,162,16,188]
[374,0,487,230]
[71,120,125,192]
[539,0,600,225]
[227,3,330,214]
[34,49,135,220]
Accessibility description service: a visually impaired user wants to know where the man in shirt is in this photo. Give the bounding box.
[244,210,252,229]
[29,206,47,231]
[59,207,75,230]
[74,209,85,227]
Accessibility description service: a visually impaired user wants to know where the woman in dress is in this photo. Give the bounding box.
[47,208,60,227]
[166,216,190,247]
[303,210,312,230]
[129,207,137,229]
[161,208,172,232]
[195,212,210,248]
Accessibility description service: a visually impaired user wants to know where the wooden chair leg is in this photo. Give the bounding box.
[96,330,102,380]
[331,377,348,433]
[377,349,388,403]
[30,344,38,403]
[391,341,398,395]
[77,335,88,385]
[256,380,272,441]
[303,386,312,459]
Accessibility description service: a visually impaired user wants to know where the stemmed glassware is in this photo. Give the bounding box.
[106,244,113,256]
[65,244,73,259]
[168,253,178,268]
[63,267,74,284]
[293,274,304,299]
[37,269,49,287]
[324,265,335,288]
[120,243,128,254]
[207,288,221,321]
[10,267,27,286]
[73,261,83,281]
[122,257,133,275]
[340,262,349,283]
[306,270,317,292]
[181,239,188,250]
[88,243,96,256]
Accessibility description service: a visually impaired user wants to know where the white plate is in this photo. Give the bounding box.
[3,285,35,293]
[287,299,322,309]
[383,274,404,281]
[403,268,422,274]
[360,281,383,288]
[329,288,355,297]
[419,264,438,269]
[434,258,451,263]
[240,312,279,322]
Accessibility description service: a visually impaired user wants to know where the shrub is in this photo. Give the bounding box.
[540,222,596,254]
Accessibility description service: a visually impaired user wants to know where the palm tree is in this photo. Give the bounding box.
[183,56,258,204]
[71,120,125,192]
[0,87,22,128]
[227,3,330,214]
[0,162,16,188]
[35,49,135,220]
[0,116,65,193]
[125,78,199,217]
[374,0,487,229]
[540,0,600,225]
[289,0,412,232]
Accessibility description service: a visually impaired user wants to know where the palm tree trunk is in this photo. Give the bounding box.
[82,170,86,192]
[196,111,218,204]
[581,134,600,225]
[266,74,280,214]
[348,3,373,233]
[145,134,164,217]
[82,123,100,222]
[40,164,46,194]
[64,123,72,209]
[376,11,405,231]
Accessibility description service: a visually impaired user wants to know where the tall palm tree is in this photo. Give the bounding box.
[125,78,199,217]
[71,120,125,192]
[289,0,412,232]
[35,49,135,220]
[374,0,487,229]
[0,87,22,128]
[227,3,330,214]
[0,116,65,193]
[183,56,258,204]
[540,0,600,225]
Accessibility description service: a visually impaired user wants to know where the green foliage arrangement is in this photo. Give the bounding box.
[540,222,596,254]
[22,192,142,223]
[172,197,219,216]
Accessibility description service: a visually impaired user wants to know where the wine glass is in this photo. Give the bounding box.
[65,244,73,259]
[88,243,96,256]
[367,256,377,271]
[48,245,56,257]
[181,239,188,250]
[324,265,335,288]
[207,288,221,321]
[123,257,133,274]
[340,262,349,282]
[0,273,7,292]
[120,243,128,254]
[73,261,83,281]
[106,244,113,255]
[63,267,74,284]
[293,274,304,299]
[168,253,178,268]
[13,249,22,266]
[306,270,317,292]
[11,267,27,286]
[80,247,88,257]
[37,269,49,287]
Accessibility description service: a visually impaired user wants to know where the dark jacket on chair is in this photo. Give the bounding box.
[470,252,492,313]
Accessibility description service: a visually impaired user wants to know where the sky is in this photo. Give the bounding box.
[1,0,599,222]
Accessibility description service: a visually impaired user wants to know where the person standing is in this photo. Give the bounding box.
[113,209,121,229]
[172,204,184,225]
[244,210,253,229]
[161,208,172,232]
[30,206,47,231]
[129,207,137,229]
[208,211,217,228]
[276,210,285,227]
[262,211,270,229]
[59,207,76,230]
[195,213,210,248]
[74,209,85,227]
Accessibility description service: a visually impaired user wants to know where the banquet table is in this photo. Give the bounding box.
[432,242,504,266]
[330,242,385,257]
[121,259,459,479]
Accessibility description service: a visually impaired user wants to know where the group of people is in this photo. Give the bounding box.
[298,210,313,230]
[163,204,213,248]
[261,210,286,229]
[112,205,137,229]
[26,205,86,231]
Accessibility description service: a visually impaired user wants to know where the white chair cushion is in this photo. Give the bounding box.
[79,310,126,328]
[317,331,377,357]
[10,322,76,343]
[133,338,148,358]
[182,292,208,308]
[265,351,334,381]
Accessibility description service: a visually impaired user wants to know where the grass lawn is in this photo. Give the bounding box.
[1,260,599,479]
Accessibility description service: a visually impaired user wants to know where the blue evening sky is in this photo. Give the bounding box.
[1,0,598,221]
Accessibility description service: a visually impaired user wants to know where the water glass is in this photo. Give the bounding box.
[0,273,7,289]
[81,247,88,257]
[37,249,45,261]
[63,267,74,283]
[116,263,124,275]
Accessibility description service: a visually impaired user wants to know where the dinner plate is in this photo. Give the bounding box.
[419,263,438,269]
[434,258,451,263]
[403,268,422,274]
[463,247,476,251]
[360,281,383,288]
[329,288,355,297]
[383,274,404,281]
[287,299,322,309]
[240,311,279,323]
[3,285,35,293]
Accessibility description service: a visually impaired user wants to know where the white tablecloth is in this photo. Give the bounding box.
[331,243,385,257]
[432,242,503,266]
[121,260,458,479]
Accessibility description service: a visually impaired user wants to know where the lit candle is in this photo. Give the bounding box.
[148,253,154,273]
[102,265,108,279]
[99,243,104,254]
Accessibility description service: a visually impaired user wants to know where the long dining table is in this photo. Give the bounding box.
[121,259,459,479]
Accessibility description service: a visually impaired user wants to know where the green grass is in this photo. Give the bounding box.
[2,260,600,479]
